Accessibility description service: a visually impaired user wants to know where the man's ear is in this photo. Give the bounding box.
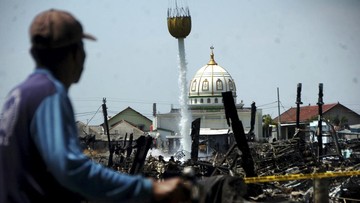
[71,44,80,60]
[75,43,85,62]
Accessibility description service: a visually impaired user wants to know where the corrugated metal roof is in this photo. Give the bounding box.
[200,128,230,135]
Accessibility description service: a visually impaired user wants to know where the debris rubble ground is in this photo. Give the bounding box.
[82,131,360,203]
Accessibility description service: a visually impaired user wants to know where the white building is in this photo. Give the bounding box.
[152,48,263,154]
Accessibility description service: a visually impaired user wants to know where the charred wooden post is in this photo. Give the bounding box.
[102,98,113,167]
[313,84,330,203]
[118,133,128,164]
[222,91,257,178]
[248,102,256,141]
[295,83,307,155]
[314,178,329,203]
[126,133,134,158]
[296,83,303,129]
[317,83,324,159]
[190,118,201,162]
[129,135,153,174]
[222,92,262,197]
[328,123,343,160]
[123,133,128,148]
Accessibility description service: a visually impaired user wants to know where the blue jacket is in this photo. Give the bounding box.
[0,69,152,203]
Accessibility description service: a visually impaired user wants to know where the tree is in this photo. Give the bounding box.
[262,114,276,138]
[328,115,348,130]
[262,114,276,127]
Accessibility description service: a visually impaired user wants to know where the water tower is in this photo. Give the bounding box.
[167,0,192,153]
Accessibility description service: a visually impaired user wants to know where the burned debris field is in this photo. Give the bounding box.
[82,87,360,202]
[83,133,360,202]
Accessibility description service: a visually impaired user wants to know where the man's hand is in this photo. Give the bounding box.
[152,177,192,203]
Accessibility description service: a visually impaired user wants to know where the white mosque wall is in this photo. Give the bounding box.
[153,113,181,135]
[153,108,263,141]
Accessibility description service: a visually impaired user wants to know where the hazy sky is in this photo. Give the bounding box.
[1,0,360,125]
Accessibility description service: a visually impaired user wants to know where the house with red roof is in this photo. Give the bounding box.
[273,102,360,140]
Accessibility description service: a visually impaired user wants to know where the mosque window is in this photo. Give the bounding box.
[216,79,223,90]
[200,98,204,103]
[215,98,218,103]
[207,98,211,103]
[195,99,197,104]
[202,79,209,91]
[229,79,234,90]
[191,80,197,91]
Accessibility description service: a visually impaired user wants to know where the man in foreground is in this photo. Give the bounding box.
[0,9,190,203]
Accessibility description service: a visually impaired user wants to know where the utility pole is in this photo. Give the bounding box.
[102,98,113,167]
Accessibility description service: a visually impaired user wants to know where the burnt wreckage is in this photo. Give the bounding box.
[82,85,360,202]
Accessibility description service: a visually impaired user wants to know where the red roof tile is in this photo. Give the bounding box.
[275,103,338,123]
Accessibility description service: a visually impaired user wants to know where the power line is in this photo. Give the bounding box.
[257,101,278,107]
[72,97,176,106]
[85,105,102,126]
[261,105,279,110]
[75,111,99,115]
[279,101,293,120]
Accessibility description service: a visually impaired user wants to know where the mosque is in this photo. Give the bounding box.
[151,47,263,155]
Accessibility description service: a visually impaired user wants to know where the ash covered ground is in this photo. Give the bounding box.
[82,133,360,203]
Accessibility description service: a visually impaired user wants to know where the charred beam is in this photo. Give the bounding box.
[296,83,303,129]
[126,133,134,158]
[317,83,324,159]
[248,102,256,141]
[190,118,201,162]
[222,91,257,178]
[129,135,153,174]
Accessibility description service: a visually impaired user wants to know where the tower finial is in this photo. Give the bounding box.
[208,46,217,65]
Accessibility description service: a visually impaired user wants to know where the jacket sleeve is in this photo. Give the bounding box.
[30,92,153,202]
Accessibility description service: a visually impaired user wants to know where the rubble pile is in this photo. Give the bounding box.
[235,137,360,202]
[83,135,360,202]
[249,138,316,177]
